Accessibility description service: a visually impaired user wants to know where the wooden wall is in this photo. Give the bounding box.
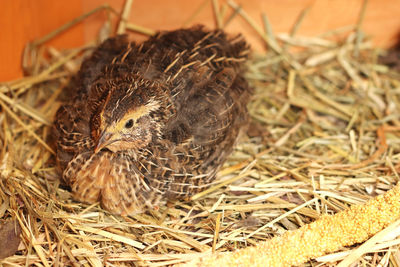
[1,0,400,81]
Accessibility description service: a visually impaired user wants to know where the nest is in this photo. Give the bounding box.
[1,0,400,266]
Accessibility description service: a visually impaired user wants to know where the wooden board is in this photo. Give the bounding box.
[1,0,400,81]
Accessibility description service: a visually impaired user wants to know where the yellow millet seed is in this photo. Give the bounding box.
[182,183,400,267]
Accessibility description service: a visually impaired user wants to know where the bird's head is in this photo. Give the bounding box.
[90,75,169,153]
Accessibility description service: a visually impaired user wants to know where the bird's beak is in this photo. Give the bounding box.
[94,131,113,153]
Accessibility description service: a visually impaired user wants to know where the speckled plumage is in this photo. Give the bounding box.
[54,26,252,215]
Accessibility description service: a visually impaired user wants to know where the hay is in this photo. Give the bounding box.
[1,0,400,266]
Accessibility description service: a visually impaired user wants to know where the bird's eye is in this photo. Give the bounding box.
[125,119,134,129]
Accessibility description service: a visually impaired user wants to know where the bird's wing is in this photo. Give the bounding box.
[165,65,251,167]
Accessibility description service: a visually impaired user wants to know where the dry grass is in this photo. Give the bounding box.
[1,0,400,266]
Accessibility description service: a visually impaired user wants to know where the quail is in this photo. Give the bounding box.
[53,26,252,215]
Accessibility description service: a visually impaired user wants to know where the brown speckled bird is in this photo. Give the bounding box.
[54,26,252,215]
